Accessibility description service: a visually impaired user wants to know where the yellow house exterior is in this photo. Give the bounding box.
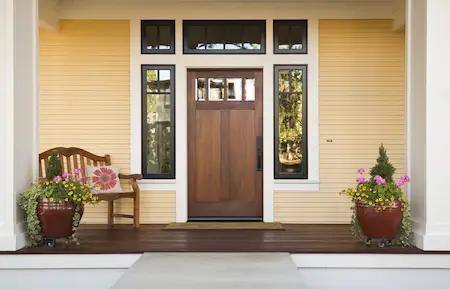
[38,18,405,225]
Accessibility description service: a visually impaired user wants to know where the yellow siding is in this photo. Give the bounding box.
[275,20,406,224]
[39,20,175,224]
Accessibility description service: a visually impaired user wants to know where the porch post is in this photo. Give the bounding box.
[407,0,450,250]
[0,0,38,251]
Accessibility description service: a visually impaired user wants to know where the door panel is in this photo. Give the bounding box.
[188,69,263,219]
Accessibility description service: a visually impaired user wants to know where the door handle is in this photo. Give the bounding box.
[256,136,262,171]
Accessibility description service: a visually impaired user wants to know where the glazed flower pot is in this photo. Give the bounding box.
[37,198,84,239]
[356,199,403,246]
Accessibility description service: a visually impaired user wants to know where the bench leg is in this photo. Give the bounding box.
[108,200,114,226]
[133,194,140,229]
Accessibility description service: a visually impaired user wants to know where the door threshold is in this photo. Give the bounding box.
[188,217,263,222]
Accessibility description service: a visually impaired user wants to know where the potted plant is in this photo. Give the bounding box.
[19,151,101,247]
[339,144,414,247]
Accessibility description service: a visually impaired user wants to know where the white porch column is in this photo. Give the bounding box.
[407,0,450,250]
[0,0,38,251]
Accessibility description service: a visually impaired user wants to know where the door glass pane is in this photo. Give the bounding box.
[278,93,303,173]
[290,25,304,50]
[207,26,224,50]
[226,78,242,101]
[146,70,158,92]
[245,78,255,101]
[196,78,207,101]
[187,26,206,49]
[159,70,171,92]
[144,25,158,50]
[224,26,243,50]
[146,94,172,174]
[243,25,261,50]
[291,69,303,93]
[159,26,171,50]
[277,25,290,50]
[278,70,290,92]
[209,78,224,101]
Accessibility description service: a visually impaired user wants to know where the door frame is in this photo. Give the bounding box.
[186,68,264,220]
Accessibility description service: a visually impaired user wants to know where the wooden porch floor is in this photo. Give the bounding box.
[8,224,434,254]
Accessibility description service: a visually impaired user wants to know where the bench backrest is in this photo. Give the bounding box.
[39,147,111,178]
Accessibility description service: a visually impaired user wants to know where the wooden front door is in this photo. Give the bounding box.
[187,69,263,220]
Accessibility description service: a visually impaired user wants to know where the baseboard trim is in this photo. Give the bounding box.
[0,232,27,251]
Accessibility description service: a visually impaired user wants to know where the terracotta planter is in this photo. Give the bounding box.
[356,200,403,246]
[37,198,84,239]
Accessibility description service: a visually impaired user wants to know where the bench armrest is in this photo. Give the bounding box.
[119,173,143,180]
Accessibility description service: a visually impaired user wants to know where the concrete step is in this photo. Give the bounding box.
[111,253,305,289]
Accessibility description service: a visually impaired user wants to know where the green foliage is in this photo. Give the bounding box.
[18,186,43,247]
[19,170,101,247]
[46,150,62,181]
[369,144,396,183]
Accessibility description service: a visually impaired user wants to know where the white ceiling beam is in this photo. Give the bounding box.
[392,0,405,31]
[39,0,60,32]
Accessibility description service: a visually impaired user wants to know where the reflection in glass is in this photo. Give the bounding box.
[291,69,303,92]
[159,26,171,49]
[278,70,290,92]
[243,26,262,50]
[291,25,304,50]
[146,93,172,174]
[278,92,303,173]
[245,78,255,101]
[187,26,206,49]
[196,78,206,101]
[144,26,158,49]
[146,70,158,92]
[207,26,224,50]
[225,26,243,50]
[226,78,242,100]
[209,79,224,101]
[277,25,290,50]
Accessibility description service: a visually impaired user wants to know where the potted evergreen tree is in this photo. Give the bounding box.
[339,144,414,247]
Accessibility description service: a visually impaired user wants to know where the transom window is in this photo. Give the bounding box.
[273,20,307,54]
[141,65,175,179]
[195,77,255,101]
[274,65,308,179]
[183,20,266,54]
[141,20,175,54]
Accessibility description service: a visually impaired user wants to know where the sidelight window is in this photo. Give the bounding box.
[141,65,175,179]
[274,65,308,179]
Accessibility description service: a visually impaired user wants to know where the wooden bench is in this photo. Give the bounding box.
[39,147,142,228]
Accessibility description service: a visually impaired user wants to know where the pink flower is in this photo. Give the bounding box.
[374,175,381,180]
[396,180,405,187]
[357,168,365,174]
[73,168,82,175]
[76,177,83,182]
[401,175,410,183]
[53,176,62,182]
[356,177,366,183]
[92,167,117,191]
[62,172,71,178]
[375,177,386,185]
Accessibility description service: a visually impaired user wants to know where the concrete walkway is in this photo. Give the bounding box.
[111,252,305,289]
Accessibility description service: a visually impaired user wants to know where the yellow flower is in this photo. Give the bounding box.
[68,191,73,195]
[82,201,87,205]
[81,185,85,189]
[59,200,63,204]
[389,202,394,206]
[65,184,69,188]
[362,186,366,191]
[378,207,382,211]
[73,196,77,200]
[65,198,68,202]
[45,182,49,186]
[385,198,389,202]
[63,181,67,185]
[369,202,373,206]
[356,193,360,196]
[357,197,361,201]
[49,197,54,202]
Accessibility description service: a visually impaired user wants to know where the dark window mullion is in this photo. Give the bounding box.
[288,25,292,50]
[156,25,160,50]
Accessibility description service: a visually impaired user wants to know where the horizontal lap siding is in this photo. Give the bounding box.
[39,20,176,224]
[275,20,406,224]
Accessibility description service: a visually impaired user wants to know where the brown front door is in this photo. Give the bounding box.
[187,69,263,220]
